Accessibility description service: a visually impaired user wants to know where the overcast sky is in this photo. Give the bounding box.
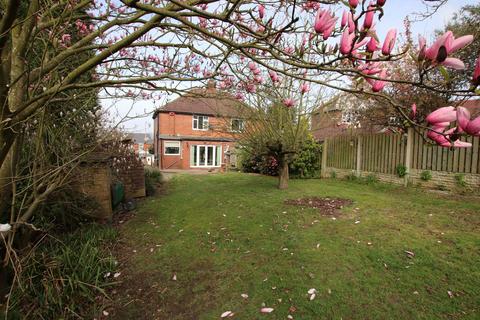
[103,0,473,134]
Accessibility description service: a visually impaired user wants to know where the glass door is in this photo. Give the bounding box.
[198,146,206,166]
[191,145,222,167]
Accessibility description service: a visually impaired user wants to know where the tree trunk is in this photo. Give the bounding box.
[278,154,289,190]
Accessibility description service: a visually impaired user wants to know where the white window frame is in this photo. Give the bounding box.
[192,115,209,131]
[230,118,245,132]
[164,141,181,155]
[190,145,222,168]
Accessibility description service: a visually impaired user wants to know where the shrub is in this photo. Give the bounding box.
[365,174,378,184]
[454,173,467,188]
[32,188,100,232]
[9,225,118,319]
[145,166,163,196]
[395,164,407,178]
[289,135,322,178]
[420,170,432,181]
[345,171,358,181]
[239,135,321,179]
[330,171,337,179]
[239,152,278,176]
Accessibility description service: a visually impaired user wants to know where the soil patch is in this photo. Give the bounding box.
[284,197,353,217]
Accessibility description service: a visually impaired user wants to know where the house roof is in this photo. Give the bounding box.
[152,85,246,119]
[126,133,153,144]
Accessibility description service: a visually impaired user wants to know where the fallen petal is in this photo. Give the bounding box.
[260,307,274,313]
[221,311,234,318]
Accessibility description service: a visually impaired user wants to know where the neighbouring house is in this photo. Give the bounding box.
[311,93,382,141]
[125,132,154,165]
[152,82,246,170]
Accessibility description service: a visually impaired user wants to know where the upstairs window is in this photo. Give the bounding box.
[231,119,245,132]
[193,115,209,130]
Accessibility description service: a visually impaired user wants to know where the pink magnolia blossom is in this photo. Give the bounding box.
[366,69,387,92]
[314,9,338,40]
[363,3,375,30]
[382,29,396,55]
[235,92,245,100]
[456,106,470,132]
[284,46,295,55]
[254,75,264,84]
[426,106,456,124]
[427,124,472,148]
[377,0,386,6]
[366,37,379,53]
[61,34,72,45]
[283,98,295,108]
[341,11,348,28]
[358,62,382,76]
[258,4,265,19]
[347,12,355,33]
[246,83,257,93]
[424,31,473,69]
[268,70,280,83]
[410,103,417,119]
[349,0,359,8]
[248,61,257,71]
[300,83,310,94]
[456,106,480,135]
[466,117,480,136]
[473,55,480,86]
[418,35,427,60]
[340,29,355,55]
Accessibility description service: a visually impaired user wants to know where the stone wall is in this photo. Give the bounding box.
[76,165,113,221]
[323,166,480,192]
[115,156,146,199]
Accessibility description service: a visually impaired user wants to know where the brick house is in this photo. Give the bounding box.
[152,83,246,170]
[311,93,390,141]
[126,133,153,164]
[312,95,480,142]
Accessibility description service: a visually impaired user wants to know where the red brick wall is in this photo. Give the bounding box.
[157,112,238,139]
[154,112,239,169]
[159,140,235,170]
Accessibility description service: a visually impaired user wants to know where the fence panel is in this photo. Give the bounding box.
[326,130,480,175]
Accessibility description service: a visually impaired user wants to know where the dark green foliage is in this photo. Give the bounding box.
[289,135,322,178]
[330,170,337,179]
[240,135,321,179]
[31,189,100,232]
[9,225,118,319]
[145,167,163,196]
[395,164,407,178]
[420,170,432,181]
[454,173,467,188]
[240,153,279,176]
[365,174,379,184]
[345,172,358,181]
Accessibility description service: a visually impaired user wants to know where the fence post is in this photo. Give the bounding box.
[321,138,328,178]
[404,128,414,186]
[356,136,362,177]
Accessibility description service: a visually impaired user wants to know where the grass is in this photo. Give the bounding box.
[7,225,118,319]
[112,173,480,319]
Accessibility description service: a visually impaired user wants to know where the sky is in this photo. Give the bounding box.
[103,0,473,135]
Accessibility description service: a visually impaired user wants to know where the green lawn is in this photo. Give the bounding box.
[111,173,480,320]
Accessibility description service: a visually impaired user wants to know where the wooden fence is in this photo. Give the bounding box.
[321,128,480,187]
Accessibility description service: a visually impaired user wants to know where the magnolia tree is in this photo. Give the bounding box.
[237,78,322,189]
[0,0,479,276]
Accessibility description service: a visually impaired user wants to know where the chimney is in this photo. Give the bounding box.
[206,80,216,93]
